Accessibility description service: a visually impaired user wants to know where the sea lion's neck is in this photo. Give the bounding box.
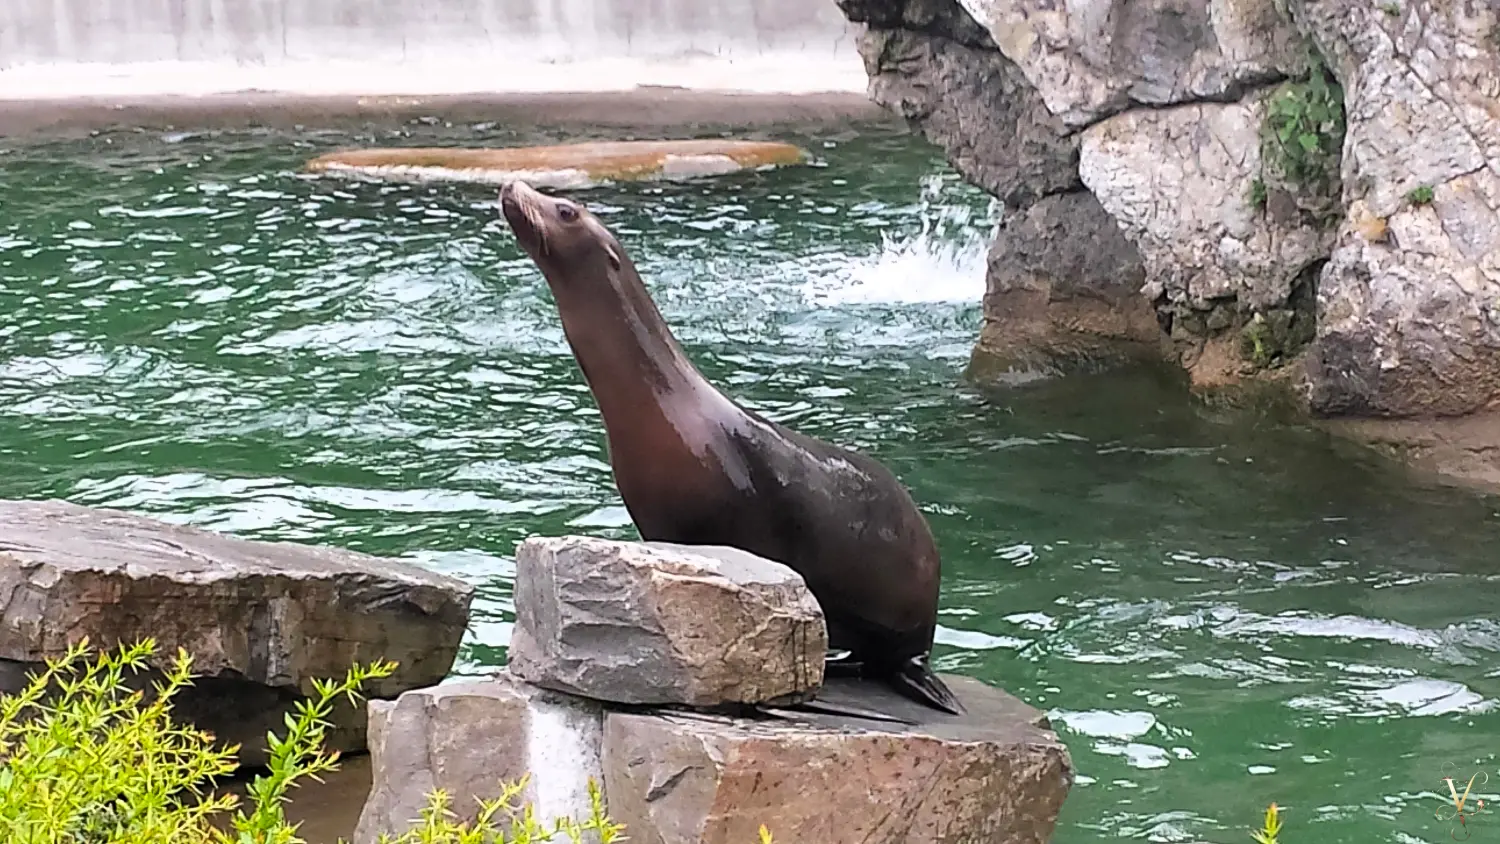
[549,267,719,420]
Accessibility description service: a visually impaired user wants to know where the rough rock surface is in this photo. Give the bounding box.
[842,0,1159,377]
[1081,97,1333,313]
[837,0,1500,490]
[968,189,1162,381]
[956,0,1304,128]
[602,674,1074,844]
[0,498,473,768]
[353,671,604,844]
[1295,0,1500,418]
[507,536,826,708]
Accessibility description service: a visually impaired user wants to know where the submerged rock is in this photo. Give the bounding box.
[0,498,473,768]
[602,674,1074,844]
[507,536,826,708]
[353,671,605,844]
[304,139,811,189]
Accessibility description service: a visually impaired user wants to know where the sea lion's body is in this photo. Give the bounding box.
[498,180,963,715]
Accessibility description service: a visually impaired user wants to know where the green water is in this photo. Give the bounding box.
[3,120,1498,844]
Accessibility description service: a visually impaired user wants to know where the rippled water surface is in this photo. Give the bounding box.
[3,121,1499,844]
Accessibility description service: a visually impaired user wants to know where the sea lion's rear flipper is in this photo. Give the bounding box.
[766,698,918,726]
[892,655,967,716]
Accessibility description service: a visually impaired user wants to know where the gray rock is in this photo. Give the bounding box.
[958,0,1305,128]
[1296,0,1500,417]
[968,189,1159,381]
[843,0,1079,206]
[1079,95,1335,314]
[353,671,605,844]
[507,536,826,708]
[0,498,473,768]
[602,674,1075,844]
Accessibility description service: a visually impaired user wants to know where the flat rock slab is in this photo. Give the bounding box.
[0,498,473,768]
[604,674,1075,844]
[354,670,605,844]
[303,139,810,189]
[507,536,826,708]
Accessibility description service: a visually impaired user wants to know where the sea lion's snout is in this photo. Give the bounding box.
[499,180,548,254]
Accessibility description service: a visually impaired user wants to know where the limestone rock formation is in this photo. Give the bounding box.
[0,498,473,768]
[1293,0,1500,418]
[602,674,1074,844]
[353,671,605,844]
[837,0,1500,489]
[507,536,826,707]
[841,0,1161,379]
[970,189,1162,381]
[956,0,1304,128]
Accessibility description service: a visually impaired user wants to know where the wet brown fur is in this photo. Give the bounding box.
[497,180,964,715]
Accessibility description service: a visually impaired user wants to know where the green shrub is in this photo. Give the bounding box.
[1406,185,1435,206]
[1256,49,1345,224]
[0,638,631,844]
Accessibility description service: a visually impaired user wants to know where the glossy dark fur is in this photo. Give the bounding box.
[498,180,964,715]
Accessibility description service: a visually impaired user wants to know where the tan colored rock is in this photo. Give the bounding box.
[304,139,810,189]
[508,536,826,708]
[1079,96,1335,312]
[603,675,1074,844]
[353,671,605,844]
[0,498,472,768]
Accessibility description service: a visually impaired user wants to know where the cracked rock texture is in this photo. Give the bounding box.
[0,498,473,768]
[507,536,827,707]
[353,671,604,844]
[840,0,1500,469]
[602,674,1074,844]
[955,0,1304,128]
[1294,0,1500,418]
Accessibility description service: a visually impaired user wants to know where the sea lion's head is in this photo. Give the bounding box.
[499,181,624,283]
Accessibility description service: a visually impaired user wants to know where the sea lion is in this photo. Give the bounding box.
[497,180,965,716]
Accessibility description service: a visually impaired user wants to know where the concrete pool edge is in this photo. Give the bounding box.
[0,87,894,138]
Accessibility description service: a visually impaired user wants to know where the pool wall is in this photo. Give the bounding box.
[0,0,883,134]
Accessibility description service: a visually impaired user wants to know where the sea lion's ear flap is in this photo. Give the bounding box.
[605,243,622,271]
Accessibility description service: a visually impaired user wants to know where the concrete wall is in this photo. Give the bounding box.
[0,0,867,99]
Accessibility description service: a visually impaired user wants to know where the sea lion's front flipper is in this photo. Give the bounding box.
[891,654,967,716]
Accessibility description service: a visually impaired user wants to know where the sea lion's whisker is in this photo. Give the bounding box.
[522,199,550,255]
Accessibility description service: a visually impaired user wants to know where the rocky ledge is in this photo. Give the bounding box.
[0,498,474,768]
[837,0,1500,492]
[355,535,1075,844]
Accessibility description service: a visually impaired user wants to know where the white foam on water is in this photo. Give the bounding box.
[801,174,999,308]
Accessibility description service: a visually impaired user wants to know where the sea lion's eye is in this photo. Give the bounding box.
[557,204,579,223]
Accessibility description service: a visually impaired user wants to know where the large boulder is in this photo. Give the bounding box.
[353,671,605,844]
[0,498,473,768]
[836,0,1500,492]
[1294,0,1500,418]
[1078,95,1335,385]
[507,536,826,708]
[602,674,1075,844]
